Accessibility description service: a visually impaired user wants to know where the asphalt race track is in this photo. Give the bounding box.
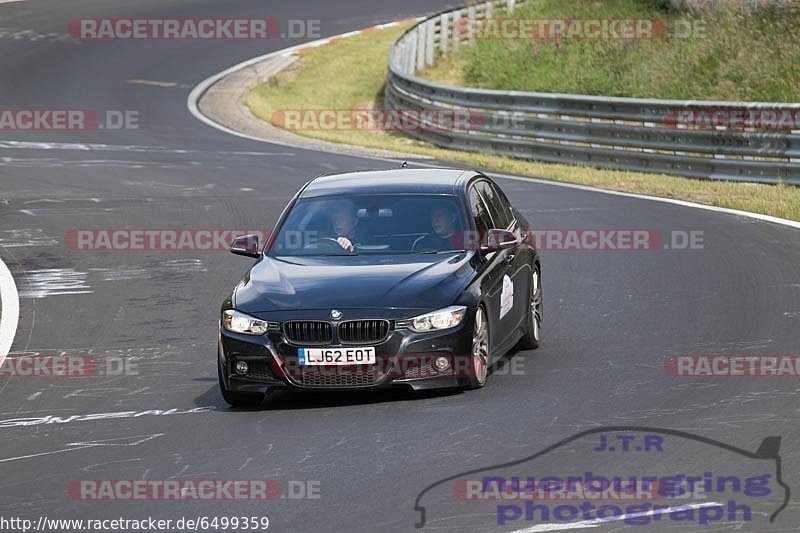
[1,0,799,531]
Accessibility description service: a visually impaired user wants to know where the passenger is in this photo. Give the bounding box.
[414,203,460,252]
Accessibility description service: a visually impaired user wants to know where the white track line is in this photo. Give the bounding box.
[187,23,800,233]
[0,256,20,367]
[510,502,724,532]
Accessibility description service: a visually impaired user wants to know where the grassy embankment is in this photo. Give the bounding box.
[247,3,800,221]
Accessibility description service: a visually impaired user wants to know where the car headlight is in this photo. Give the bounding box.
[222,309,269,335]
[409,305,466,333]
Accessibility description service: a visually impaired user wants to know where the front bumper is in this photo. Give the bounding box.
[218,317,474,394]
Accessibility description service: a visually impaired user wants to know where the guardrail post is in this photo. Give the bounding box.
[453,11,462,51]
[408,35,417,74]
[425,19,436,66]
[415,23,426,72]
[440,13,449,55]
[467,5,477,41]
[399,40,407,73]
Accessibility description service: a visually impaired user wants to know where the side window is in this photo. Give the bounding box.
[468,185,493,248]
[477,181,512,229]
[489,181,514,226]
[469,185,493,231]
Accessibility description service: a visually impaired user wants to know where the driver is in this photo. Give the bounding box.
[330,200,362,252]
[414,202,459,252]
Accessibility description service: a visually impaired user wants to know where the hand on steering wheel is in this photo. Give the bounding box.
[303,237,352,252]
[336,237,355,252]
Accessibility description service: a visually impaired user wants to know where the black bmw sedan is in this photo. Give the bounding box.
[217,169,541,406]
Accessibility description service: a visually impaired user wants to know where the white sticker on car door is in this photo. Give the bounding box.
[500,274,513,319]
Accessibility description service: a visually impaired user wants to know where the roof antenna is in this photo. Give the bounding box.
[401,161,408,168]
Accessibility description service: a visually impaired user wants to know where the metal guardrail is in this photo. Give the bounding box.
[385,0,800,184]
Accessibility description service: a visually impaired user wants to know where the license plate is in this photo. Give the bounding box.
[298,347,376,366]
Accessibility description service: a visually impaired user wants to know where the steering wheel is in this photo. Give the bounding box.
[411,234,435,253]
[304,237,350,252]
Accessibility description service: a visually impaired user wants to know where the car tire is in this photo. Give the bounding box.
[467,305,490,389]
[515,264,542,350]
[217,357,265,407]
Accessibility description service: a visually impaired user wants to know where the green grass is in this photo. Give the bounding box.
[246,21,800,222]
[421,0,800,101]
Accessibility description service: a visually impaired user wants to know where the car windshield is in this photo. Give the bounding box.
[268,194,467,256]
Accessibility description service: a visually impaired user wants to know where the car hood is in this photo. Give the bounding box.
[234,253,475,315]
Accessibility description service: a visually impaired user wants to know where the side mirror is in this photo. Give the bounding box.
[230,234,261,258]
[481,229,517,253]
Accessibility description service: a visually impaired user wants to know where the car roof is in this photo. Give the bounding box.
[299,169,477,198]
